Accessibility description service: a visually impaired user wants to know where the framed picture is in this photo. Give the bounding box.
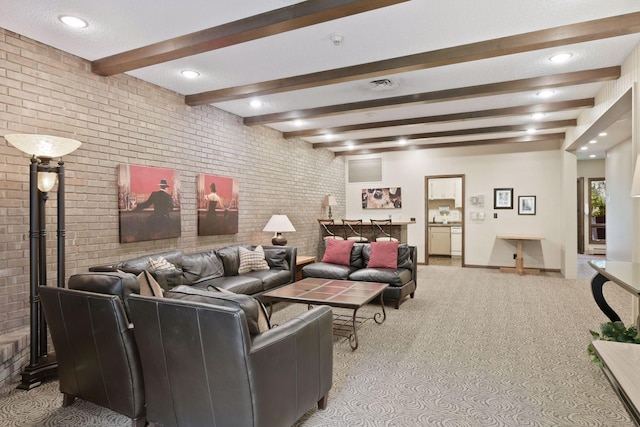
[197,174,239,236]
[493,188,513,209]
[518,195,536,215]
[362,187,402,209]
[118,164,181,243]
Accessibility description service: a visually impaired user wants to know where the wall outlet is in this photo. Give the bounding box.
[494,213,498,219]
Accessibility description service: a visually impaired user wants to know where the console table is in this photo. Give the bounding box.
[588,260,640,331]
[496,234,544,275]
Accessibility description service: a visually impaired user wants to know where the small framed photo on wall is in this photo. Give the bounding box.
[493,188,513,209]
[518,195,536,215]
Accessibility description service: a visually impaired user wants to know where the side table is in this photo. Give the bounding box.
[295,256,316,281]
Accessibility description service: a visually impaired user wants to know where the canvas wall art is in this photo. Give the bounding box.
[197,174,239,236]
[362,187,402,209]
[118,164,181,243]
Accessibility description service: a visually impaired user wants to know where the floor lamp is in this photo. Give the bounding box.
[5,134,82,390]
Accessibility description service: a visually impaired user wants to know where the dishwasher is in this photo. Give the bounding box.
[450,226,462,257]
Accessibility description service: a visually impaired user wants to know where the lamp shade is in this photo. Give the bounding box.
[632,156,640,197]
[5,134,82,158]
[263,215,296,232]
[324,195,337,207]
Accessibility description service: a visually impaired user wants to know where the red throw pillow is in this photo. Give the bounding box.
[367,241,399,269]
[322,239,355,266]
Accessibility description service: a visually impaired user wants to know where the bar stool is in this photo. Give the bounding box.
[318,219,344,240]
[342,219,369,242]
[370,219,398,242]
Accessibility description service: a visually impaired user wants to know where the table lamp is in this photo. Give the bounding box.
[324,194,337,219]
[263,214,296,245]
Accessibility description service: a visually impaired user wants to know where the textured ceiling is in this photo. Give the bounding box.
[1,0,638,158]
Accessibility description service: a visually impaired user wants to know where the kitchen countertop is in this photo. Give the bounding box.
[429,222,462,227]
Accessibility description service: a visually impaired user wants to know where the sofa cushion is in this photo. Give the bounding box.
[302,262,355,280]
[181,250,224,284]
[367,241,399,269]
[200,275,264,295]
[321,239,354,266]
[350,243,366,268]
[397,244,413,270]
[165,285,268,334]
[217,245,250,277]
[242,269,292,291]
[263,247,289,270]
[147,269,184,290]
[238,245,270,274]
[349,268,412,287]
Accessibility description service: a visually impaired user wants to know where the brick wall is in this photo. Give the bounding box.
[0,28,345,341]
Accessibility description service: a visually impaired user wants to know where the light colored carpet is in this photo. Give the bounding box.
[0,265,635,426]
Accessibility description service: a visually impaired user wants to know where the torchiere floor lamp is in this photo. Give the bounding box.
[5,134,82,390]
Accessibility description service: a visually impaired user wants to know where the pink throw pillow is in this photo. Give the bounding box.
[322,239,355,266]
[367,241,399,269]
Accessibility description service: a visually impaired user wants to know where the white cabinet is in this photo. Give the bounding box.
[429,178,463,207]
[429,226,451,255]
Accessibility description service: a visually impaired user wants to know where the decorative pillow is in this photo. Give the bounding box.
[148,256,175,270]
[238,245,270,274]
[137,271,164,297]
[208,285,270,332]
[367,241,399,269]
[322,239,355,266]
[166,286,268,334]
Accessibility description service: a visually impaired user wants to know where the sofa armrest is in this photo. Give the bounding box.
[260,245,297,284]
[249,305,333,421]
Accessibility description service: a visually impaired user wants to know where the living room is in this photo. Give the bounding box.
[2,1,640,425]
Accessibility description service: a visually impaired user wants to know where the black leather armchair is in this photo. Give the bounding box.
[39,275,146,427]
[128,294,333,427]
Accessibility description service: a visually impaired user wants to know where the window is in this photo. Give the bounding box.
[589,178,606,244]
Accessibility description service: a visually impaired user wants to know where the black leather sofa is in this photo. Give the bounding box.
[302,242,417,308]
[89,244,296,297]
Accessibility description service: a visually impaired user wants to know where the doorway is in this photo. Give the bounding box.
[425,174,465,266]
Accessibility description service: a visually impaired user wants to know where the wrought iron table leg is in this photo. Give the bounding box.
[349,308,359,350]
[591,272,621,323]
[374,293,386,324]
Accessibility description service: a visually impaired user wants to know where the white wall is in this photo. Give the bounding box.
[345,143,563,269]
[606,139,634,261]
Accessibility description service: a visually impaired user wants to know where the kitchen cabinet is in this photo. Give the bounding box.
[429,226,451,255]
[430,178,462,207]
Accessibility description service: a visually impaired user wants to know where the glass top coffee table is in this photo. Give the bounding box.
[262,278,387,350]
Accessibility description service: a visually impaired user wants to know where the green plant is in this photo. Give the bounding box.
[588,321,640,366]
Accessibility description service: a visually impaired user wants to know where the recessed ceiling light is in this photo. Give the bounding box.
[537,90,555,98]
[249,99,263,108]
[531,113,545,120]
[589,154,596,158]
[347,143,354,150]
[599,132,608,137]
[292,119,304,127]
[398,138,407,145]
[180,70,200,79]
[324,134,334,140]
[526,128,536,134]
[580,146,588,151]
[589,140,597,144]
[59,15,88,28]
[549,53,573,63]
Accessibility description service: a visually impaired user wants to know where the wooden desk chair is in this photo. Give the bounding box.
[370,219,398,242]
[318,219,344,240]
[342,219,369,242]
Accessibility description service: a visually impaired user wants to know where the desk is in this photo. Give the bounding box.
[496,234,544,275]
[588,260,640,331]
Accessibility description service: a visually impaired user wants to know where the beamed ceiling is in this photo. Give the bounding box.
[2,0,639,159]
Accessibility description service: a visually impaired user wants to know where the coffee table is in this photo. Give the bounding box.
[262,278,387,350]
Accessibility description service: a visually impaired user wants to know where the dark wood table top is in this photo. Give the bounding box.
[262,278,387,309]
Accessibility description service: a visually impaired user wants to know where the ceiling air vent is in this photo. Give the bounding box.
[368,78,398,91]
